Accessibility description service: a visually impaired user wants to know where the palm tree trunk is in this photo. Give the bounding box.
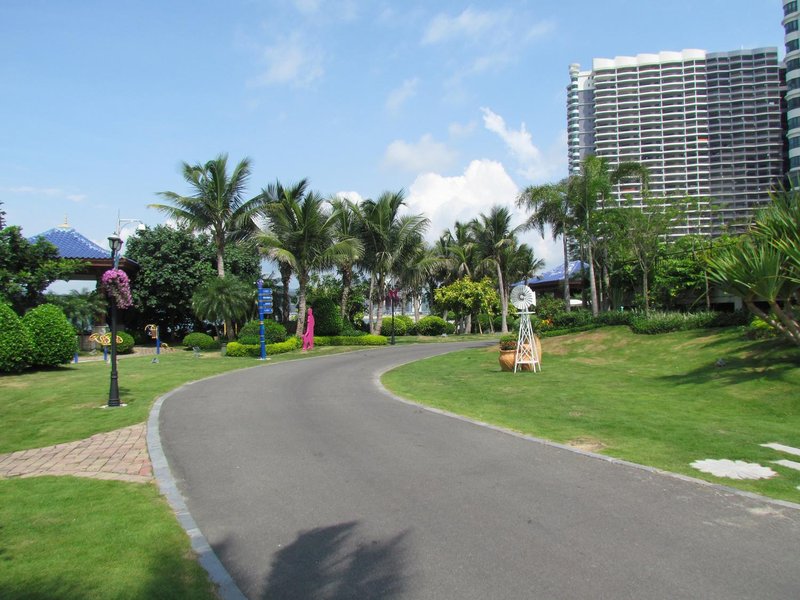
[496,261,508,333]
[601,251,611,312]
[296,274,308,339]
[279,264,292,326]
[562,232,571,312]
[373,275,385,334]
[642,267,650,313]
[413,294,421,322]
[587,241,599,317]
[340,266,352,320]
[368,273,376,333]
[465,314,472,335]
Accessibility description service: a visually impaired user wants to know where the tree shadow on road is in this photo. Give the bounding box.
[261,521,410,600]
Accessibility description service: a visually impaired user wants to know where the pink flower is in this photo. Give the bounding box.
[102,269,133,309]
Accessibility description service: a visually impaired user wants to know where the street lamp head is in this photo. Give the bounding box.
[108,234,123,254]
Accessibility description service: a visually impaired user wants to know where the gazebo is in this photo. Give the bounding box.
[31,221,138,281]
[31,221,139,348]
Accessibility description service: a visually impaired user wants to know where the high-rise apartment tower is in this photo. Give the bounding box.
[784,0,800,182]
[567,48,785,234]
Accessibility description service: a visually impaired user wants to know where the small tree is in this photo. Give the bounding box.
[192,276,254,339]
[434,277,498,334]
[707,189,800,345]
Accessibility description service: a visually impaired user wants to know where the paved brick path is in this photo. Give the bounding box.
[0,423,152,483]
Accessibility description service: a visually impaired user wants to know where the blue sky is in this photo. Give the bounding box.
[0,0,782,279]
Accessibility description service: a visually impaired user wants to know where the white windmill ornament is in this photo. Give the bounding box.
[510,284,540,373]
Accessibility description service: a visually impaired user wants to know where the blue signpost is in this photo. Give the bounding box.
[257,280,274,360]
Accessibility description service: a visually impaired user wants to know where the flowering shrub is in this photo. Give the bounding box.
[101,269,133,309]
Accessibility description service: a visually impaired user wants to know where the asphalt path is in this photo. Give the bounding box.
[159,342,800,600]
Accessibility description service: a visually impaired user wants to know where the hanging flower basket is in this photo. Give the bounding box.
[102,269,133,309]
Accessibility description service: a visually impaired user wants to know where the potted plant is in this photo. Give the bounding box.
[498,334,517,371]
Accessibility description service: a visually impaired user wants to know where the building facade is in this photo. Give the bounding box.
[784,0,800,182]
[567,48,786,235]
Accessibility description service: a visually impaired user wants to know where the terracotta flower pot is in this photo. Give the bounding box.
[498,337,542,372]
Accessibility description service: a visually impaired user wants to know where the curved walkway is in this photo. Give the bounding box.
[156,343,800,600]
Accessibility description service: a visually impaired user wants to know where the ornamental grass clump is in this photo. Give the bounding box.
[101,269,133,309]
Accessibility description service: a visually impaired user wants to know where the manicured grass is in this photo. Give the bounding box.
[0,345,362,454]
[0,477,217,599]
[393,333,501,344]
[383,327,800,503]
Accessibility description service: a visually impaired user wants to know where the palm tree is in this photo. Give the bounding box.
[469,206,522,333]
[568,155,650,316]
[517,179,573,311]
[358,191,429,334]
[192,276,254,339]
[396,240,441,322]
[149,154,263,279]
[257,179,309,325]
[259,187,362,338]
[329,196,364,321]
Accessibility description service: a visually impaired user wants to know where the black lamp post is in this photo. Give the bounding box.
[107,234,122,407]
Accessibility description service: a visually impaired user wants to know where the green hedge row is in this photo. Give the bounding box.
[314,335,388,346]
[0,303,78,373]
[225,336,302,358]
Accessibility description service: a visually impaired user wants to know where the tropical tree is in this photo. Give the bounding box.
[516,179,574,310]
[44,288,106,333]
[395,240,440,322]
[358,191,429,334]
[708,188,800,345]
[149,154,263,278]
[259,187,362,338]
[329,196,364,320]
[469,206,523,333]
[568,155,650,315]
[192,276,254,339]
[434,277,498,334]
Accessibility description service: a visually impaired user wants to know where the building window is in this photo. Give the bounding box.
[788,38,800,53]
[789,136,800,149]
[786,19,799,34]
[786,1,798,16]
[787,58,800,71]
[791,156,800,170]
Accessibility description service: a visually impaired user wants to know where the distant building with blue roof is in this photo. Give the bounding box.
[513,260,588,300]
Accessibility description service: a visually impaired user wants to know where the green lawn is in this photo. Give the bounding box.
[383,326,800,503]
[0,477,216,599]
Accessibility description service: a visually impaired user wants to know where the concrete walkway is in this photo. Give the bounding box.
[0,423,152,483]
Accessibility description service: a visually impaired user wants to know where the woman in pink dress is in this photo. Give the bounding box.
[302,307,315,350]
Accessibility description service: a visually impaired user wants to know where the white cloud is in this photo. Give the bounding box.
[404,159,562,269]
[293,0,320,14]
[386,78,419,114]
[422,8,504,45]
[334,190,365,203]
[3,186,86,202]
[448,120,476,137]
[481,107,566,182]
[383,134,457,174]
[248,32,324,87]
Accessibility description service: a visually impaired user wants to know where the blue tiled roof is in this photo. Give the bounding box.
[513,260,588,287]
[30,227,110,260]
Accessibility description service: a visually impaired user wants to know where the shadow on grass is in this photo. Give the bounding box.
[261,521,410,600]
[659,332,800,386]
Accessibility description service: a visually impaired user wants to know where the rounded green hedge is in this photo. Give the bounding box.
[237,319,287,345]
[378,314,412,336]
[0,303,33,373]
[310,297,343,336]
[414,315,449,336]
[117,331,135,354]
[22,304,77,367]
[182,332,220,350]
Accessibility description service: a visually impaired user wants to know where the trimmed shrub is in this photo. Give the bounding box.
[535,295,568,321]
[499,334,517,350]
[745,317,778,340]
[377,315,412,336]
[341,323,367,337]
[310,297,343,336]
[551,309,593,329]
[414,315,449,336]
[315,335,388,346]
[629,310,751,335]
[594,311,634,326]
[182,332,220,350]
[540,324,601,338]
[226,336,301,358]
[117,331,135,355]
[22,304,77,368]
[237,319,287,345]
[0,303,33,373]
